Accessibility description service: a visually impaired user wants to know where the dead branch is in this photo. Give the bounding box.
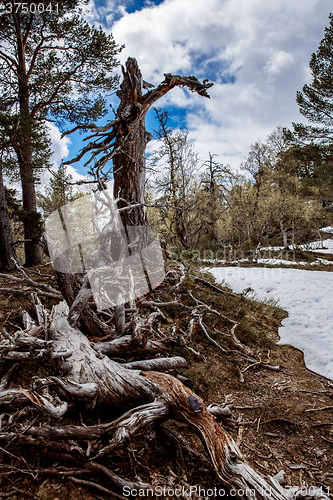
[188,290,238,325]
[196,314,227,352]
[124,356,188,371]
[138,299,181,309]
[304,406,333,413]
[92,335,169,356]
[0,299,328,499]
[179,334,206,361]
[8,259,62,297]
[0,364,17,391]
[85,461,151,492]
[31,292,46,327]
[219,324,255,357]
[21,310,35,330]
[69,477,125,499]
[0,489,33,498]
[67,278,93,327]
[192,275,238,297]
[0,286,61,299]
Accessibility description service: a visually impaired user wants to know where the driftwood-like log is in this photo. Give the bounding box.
[124,356,188,371]
[67,278,93,327]
[92,335,169,356]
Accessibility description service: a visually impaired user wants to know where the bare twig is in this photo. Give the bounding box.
[191,275,238,297]
[10,259,62,297]
[196,315,227,353]
[70,477,125,499]
[304,406,333,413]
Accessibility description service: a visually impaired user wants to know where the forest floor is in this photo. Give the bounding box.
[0,260,332,499]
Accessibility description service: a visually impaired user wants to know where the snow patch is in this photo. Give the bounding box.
[320,226,333,235]
[209,267,333,380]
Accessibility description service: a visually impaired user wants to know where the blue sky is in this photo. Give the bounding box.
[49,0,333,181]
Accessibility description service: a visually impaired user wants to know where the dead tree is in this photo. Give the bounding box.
[63,57,213,227]
[0,59,328,498]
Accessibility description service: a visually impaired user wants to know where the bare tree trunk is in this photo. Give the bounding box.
[113,58,148,228]
[280,215,288,250]
[0,161,17,269]
[16,27,42,267]
[17,110,42,266]
[112,58,213,231]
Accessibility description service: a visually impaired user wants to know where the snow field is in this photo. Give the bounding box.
[209,267,333,380]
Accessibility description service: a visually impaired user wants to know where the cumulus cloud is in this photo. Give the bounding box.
[39,123,85,192]
[264,51,294,76]
[86,0,332,169]
[47,122,71,168]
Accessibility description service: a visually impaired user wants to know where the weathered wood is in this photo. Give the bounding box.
[47,303,329,499]
[1,300,328,499]
[92,335,169,356]
[124,356,188,371]
[41,233,113,337]
[143,372,328,499]
[67,279,93,327]
[49,301,165,407]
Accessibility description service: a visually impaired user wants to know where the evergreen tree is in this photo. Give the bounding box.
[286,14,333,211]
[296,13,333,138]
[0,159,18,269]
[37,164,81,218]
[0,0,122,265]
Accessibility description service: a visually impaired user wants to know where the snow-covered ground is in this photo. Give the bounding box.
[298,238,333,254]
[261,238,333,255]
[209,267,333,380]
[201,257,333,266]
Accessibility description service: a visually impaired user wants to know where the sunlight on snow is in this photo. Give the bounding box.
[210,267,333,380]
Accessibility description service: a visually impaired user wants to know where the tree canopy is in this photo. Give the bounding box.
[0,0,122,266]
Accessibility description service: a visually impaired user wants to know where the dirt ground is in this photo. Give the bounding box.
[0,261,332,499]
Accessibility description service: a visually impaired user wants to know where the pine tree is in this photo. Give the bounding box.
[296,13,333,137]
[0,159,18,269]
[0,0,122,265]
[37,164,81,219]
[285,14,333,210]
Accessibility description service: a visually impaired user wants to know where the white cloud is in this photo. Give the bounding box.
[47,122,71,168]
[264,51,294,76]
[38,123,85,193]
[87,0,332,169]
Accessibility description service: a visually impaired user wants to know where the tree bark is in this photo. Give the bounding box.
[0,161,17,269]
[113,58,148,228]
[15,20,42,266]
[112,58,213,230]
[17,95,42,266]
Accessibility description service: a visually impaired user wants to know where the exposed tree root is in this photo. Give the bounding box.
[0,296,328,499]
